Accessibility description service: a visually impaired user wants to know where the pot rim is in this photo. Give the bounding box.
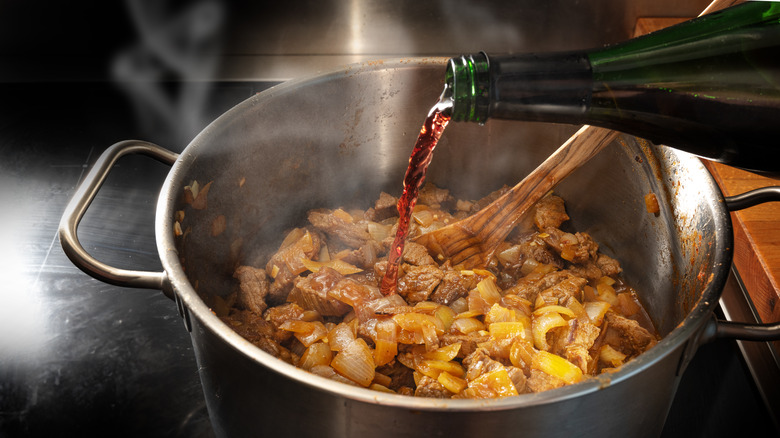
[155,57,733,411]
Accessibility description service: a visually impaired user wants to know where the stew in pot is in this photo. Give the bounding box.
[216,185,658,398]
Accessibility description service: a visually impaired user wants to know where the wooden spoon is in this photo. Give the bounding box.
[414,125,619,268]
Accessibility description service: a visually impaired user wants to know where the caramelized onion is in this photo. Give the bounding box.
[331,338,375,387]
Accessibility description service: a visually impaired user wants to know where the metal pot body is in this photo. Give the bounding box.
[153,58,731,438]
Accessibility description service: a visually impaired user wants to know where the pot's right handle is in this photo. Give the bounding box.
[708,186,780,341]
[59,140,178,298]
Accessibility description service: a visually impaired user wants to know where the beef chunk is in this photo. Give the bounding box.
[603,312,657,358]
[308,209,372,249]
[551,318,601,372]
[536,273,588,305]
[596,254,622,276]
[462,349,505,381]
[540,228,599,264]
[264,302,307,343]
[506,366,528,394]
[287,267,353,317]
[233,265,270,315]
[430,268,480,305]
[376,360,415,391]
[417,184,453,208]
[534,194,569,230]
[367,192,399,221]
[526,368,565,393]
[468,186,510,214]
[414,375,454,398]
[402,241,436,266]
[221,310,295,364]
[440,333,491,359]
[397,265,445,304]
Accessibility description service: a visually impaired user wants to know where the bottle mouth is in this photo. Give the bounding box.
[445,52,490,123]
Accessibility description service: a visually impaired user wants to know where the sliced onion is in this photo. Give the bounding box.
[476,277,502,304]
[532,311,567,351]
[489,321,527,340]
[451,317,485,335]
[331,338,375,387]
[509,339,536,370]
[373,318,399,366]
[327,321,356,352]
[279,320,328,347]
[301,258,363,275]
[367,221,392,242]
[438,371,467,394]
[599,344,627,367]
[531,350,583,385]
[421,359,464,377]
[299,342,332,370]
[584,301,611,326]
[533,305,576,319]
[423,342,461,362]
[484,303,517,325]
[470,368,519,398]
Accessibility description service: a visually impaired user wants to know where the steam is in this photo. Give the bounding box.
[111,0,226,149]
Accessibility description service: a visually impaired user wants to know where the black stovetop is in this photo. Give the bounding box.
[0,81,776,438]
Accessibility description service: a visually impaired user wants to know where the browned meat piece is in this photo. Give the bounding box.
[430,268,480,305]
[397,265,445,304]
[534,195,570,230]
[504,269,575,303]
[526,368,565,393]
[264,302,307,343]
[220,310,295,364]
[603,312,658,358]
[537,274,588,305]
[376,360,415,391]
[596,253,622,276]
[308,209,373,249]
[267,266,296,306]
[462,348,505,381]
[567,253,621,284]
[540,228,599,264]
[506,366,528,394]
[468,185,510,214]
[417,184,454,208]
[550,318,601,372]
[402,241,436,266]
[414,375,453,398]
[338,243,383,270]
[287,267,353,317]
[440,333,491,359]
[567,262,604,284]
[474,337,513,364]
[233,265,270,315]
[366,191,399,221]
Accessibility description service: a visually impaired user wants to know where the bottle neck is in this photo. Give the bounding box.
[445,52,593,124]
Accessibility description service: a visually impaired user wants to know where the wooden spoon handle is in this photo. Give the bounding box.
[474,125,619,248]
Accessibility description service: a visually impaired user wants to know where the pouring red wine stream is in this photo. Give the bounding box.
[380,97,451,295]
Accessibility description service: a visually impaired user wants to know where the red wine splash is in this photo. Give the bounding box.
[380,98,452,295]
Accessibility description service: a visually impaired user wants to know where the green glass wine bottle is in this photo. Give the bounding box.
[445,1,780,174]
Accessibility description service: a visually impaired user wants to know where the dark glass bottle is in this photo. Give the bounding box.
[445,1,780,174]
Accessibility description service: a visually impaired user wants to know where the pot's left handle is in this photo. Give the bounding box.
[59,140,179,298]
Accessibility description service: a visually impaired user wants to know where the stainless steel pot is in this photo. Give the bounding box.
[59,58,780,438]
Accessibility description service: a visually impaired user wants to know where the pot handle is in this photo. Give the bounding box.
[705,186,780,341]
[58,140,178,298]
